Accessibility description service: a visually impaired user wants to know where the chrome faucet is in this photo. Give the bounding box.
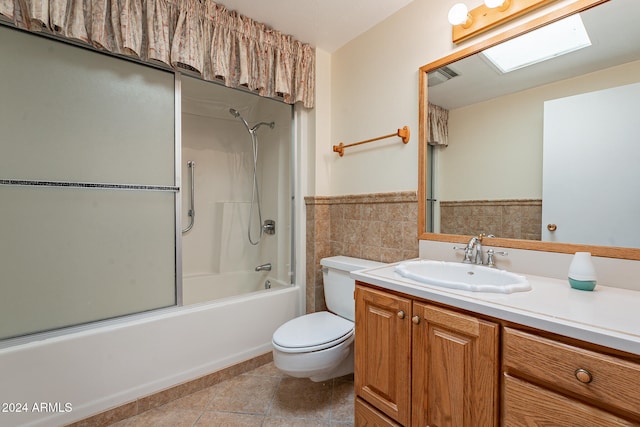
[458,234,508,267]
[463,234,485,265]
[255,263,272,272]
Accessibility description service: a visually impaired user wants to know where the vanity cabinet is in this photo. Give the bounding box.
[354,284,412,425]
[502,328,640,426]
[354,283,499,427]
[354,282,640,426]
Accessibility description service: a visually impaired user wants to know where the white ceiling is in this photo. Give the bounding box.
[429,0,640,109]
[215,0,415,52]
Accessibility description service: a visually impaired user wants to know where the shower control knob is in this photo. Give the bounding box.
[262,220,276,235]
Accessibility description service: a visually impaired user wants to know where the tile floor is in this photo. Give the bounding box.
[107,362,355,427]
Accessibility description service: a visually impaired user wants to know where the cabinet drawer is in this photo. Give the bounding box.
[503,374,634,426]
[355,397,402,427]
[503,328,640,419]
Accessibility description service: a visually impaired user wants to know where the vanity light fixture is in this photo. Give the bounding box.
[448,0,558,44]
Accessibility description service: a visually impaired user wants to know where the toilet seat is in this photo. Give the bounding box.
[272,311,354,353]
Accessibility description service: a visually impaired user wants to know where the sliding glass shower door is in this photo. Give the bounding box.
[0,26,177,341]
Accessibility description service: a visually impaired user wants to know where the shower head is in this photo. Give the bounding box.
[250,121,276,132]
[230,108,274,133]
[229,108,251,133]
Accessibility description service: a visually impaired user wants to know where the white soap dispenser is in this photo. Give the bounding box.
[568,252,597,291]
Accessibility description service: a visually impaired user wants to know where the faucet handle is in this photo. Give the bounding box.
[486,249,508,268]
[477,233,496,241]
[453,245,474,263]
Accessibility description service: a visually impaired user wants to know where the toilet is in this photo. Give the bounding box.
[272,256,384,382]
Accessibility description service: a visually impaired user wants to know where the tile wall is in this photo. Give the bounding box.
[305,191,419,313]
[439,199,542,241]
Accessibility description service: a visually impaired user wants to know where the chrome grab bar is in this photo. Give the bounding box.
[182,161,195,233]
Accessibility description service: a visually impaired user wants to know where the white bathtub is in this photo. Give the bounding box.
[182,271,289,305]
[2,274,299,427]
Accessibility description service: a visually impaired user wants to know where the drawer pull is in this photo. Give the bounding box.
[575,368,593,384]
[397,310,405,319]
[412,315,421,325]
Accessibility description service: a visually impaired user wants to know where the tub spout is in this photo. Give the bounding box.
[255,263,272,271]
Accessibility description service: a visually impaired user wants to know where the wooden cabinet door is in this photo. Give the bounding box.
[355,285,412,426]
[411,303,499,427]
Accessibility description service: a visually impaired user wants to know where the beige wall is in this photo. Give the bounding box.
[441,59,640,201]
[313,0,640,289]
[317,0,582,198]
[313,49,332,196]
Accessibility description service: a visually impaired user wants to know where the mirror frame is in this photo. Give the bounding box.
[418,0,640,261]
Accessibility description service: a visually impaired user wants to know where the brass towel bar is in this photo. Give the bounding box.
[333,126,410,157]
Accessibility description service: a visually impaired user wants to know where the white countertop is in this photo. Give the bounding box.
[351,259,640,356]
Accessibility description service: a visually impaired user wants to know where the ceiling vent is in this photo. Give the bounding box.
[427,66,459,87]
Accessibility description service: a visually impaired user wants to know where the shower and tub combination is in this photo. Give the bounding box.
[180,76,294,306]
[0,37,297,341]
[1,28,301,427]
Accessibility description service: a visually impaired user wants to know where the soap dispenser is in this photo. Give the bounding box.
[568,252,597,291]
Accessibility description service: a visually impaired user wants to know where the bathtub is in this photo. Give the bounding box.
[3,273,299,427]
[182,271,290,305]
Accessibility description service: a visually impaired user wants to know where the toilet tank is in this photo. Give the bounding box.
[320,256,385,322]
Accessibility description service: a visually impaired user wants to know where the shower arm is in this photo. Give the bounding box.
[182,161,195,233]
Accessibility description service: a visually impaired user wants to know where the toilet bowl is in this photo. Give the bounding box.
[272,256,384,382]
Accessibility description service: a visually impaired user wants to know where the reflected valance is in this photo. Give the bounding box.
[428,102,449,146]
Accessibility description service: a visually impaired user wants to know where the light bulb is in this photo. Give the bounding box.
[484,0,511,11]
[484,0,506,7]
[448,3,470,26]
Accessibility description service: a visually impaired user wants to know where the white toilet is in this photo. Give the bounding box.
[272,256,384,382]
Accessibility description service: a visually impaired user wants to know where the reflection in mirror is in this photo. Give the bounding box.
[419,0,640,260]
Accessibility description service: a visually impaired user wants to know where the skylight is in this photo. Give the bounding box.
[481,13,592,73]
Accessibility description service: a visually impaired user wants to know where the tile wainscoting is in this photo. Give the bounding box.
[305,191,419,313]
[439,199,542,241]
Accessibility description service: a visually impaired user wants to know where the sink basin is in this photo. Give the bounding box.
[394,260,531,293]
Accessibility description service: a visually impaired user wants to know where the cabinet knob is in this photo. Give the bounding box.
[575,368,593,384]
[547,223,557,231]
[412,315,420,325]
[397,310,405,319]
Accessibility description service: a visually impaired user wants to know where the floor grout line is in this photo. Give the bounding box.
[106,362,354,426]
[263,374,283,425]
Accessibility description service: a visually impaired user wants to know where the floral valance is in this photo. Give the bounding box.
[0,0,315,107]
[428,102,449,146]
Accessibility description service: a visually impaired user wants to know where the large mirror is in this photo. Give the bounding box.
[418,0,640,260]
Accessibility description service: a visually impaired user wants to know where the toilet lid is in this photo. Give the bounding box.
[272,311,354,353]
